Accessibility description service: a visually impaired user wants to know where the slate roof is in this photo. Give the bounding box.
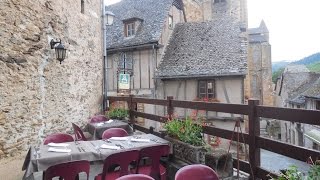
[287,73,320,104]
[155,18,247,79]
[304,77,320,99]
[105,0,174,50]
[248,20,269,43]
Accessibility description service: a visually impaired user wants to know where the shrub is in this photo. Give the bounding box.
[164,117,204,146]
[106,108,128,120]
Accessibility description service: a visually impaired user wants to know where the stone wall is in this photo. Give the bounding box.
[247,42,273,106]
[0,0,103,158]
[182,0,203,22]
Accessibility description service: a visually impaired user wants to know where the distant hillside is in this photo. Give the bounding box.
[272,61,291,71]
[307,61,320,72]
[292,52,320,65]
[272,52,320,82]
[272,52,320,72]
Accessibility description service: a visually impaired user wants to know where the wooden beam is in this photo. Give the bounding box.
[256,106,320,126]
[257,136,320,162]
[248,99,260,179]
[131,111,167,123]
[171,100,249,115]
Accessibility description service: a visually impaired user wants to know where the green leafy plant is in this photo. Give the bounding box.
[268,159,320,180]
[106,108,128,120]
[276,166,303,180]
[164,117,204,146]
[307,159,320,179]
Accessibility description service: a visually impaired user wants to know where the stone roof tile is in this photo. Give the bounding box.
[155,18,247,78]
[106,0,174,49]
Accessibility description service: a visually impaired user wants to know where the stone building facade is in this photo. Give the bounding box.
[246,21,273,106]
[0,0,104,157]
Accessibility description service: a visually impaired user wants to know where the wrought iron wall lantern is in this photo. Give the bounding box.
[50,39,67,64]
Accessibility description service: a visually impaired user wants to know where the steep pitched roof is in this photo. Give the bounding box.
[287,73,320,104]
[155,18,247,79]
[105,0,174,50]
[248,20,269,43]
[304,77,320,99]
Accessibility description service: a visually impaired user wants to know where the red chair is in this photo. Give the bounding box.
[175,164,219,180]
[136,145,170,180]
[90,115,108,123]
[43,133,74,145]
[101,128,129,139]
[72,123,87,141]
[116,174,155,180]
[43,160,90,180]
[95,150,140,180]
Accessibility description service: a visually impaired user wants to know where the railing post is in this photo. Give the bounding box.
[167,96,174,120]
[248,99,260,179]
[129,95,136,131]
[149,126,154,134]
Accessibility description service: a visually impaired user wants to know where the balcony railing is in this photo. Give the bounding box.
[107,95,320,179]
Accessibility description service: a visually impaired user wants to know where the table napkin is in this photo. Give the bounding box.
[100,144,121,150]
[48,147,71,153]
[130,138,150,142]
[96,122,104,127]
[109,137,128,141]
[106,120,114,123]
[48,143,70,147]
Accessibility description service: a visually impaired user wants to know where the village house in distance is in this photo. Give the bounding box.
[105,0,272,132]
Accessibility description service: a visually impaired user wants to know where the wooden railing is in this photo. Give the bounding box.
[107,95,320,179]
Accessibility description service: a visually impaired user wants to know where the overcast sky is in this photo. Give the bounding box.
[105,0,320,62]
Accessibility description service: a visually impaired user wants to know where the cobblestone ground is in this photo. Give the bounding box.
[0,154,25,179]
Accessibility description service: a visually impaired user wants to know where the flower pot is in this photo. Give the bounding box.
[165,136,207,164]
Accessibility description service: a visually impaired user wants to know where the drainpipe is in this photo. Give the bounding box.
[102,1,107,111]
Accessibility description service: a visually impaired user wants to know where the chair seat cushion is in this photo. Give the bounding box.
[137,164,166,177]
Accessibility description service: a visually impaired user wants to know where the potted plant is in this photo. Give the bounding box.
[164,117,208,164]
[106,108,129,120]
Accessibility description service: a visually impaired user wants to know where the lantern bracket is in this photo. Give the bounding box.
[50,39,62,49]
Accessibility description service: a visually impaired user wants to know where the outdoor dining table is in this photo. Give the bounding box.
[87,119,133,139]
[22,134,168,180]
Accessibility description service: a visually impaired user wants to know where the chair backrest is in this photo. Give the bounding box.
[138,145,170,180]
[72,123,87,141]
[43,133,74,145]
[89,115,108,123]
[101,150,140,179]
[102,128,129,139]
[175,164,219,180]
[116,174,155,180]
[43,160,90,180]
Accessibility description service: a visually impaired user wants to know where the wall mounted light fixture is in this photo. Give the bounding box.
[50,39,67,64]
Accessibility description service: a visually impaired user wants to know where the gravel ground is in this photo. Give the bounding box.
[0,154,25,180]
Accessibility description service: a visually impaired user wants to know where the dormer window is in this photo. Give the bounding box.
[123,17,143,37]
[125,22,135,37]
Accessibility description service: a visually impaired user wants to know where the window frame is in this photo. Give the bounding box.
[168,15,173,29]
[316,101,320,110]
[125,22,135,37]
[198,80,216,99]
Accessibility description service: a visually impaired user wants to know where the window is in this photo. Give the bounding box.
[118,52,133,74]
[214,0,226,3]
[125,22,135,37]
[313,142,319,150]
[198,80,215,99]
[81,0,84,14]
[316,101,320,110]
[168,15,173,29]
